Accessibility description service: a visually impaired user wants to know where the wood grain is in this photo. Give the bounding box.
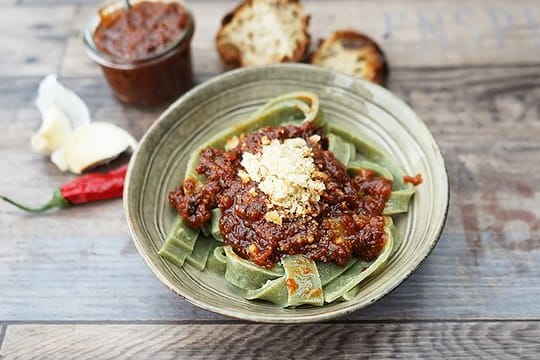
[0,325,6,354]
[1,322,540,359]
[58,0,540,79]
[0,6,76,76]
[1,65,539,321]
[1,0,540,358]
[1,0,540,326]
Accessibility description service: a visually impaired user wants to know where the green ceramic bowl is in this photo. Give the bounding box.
[124,64,449,323]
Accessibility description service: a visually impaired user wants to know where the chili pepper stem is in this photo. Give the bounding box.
[1,189,70,213]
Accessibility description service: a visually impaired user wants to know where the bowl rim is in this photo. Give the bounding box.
[123,63,450,323]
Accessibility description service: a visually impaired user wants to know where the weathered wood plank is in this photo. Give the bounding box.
[0,6,76,76]
[2,68,538,213]
[3,64,540,132]
[1,0,539,78]
[0,64,539,321]
[59,0,540,78]
[1,0,540,323]
[2,322,540,359]
[0,325,6,354]
[0,0,18,6]
[3,229,538,321]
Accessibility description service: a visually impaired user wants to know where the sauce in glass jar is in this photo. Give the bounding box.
[85,0,194,106]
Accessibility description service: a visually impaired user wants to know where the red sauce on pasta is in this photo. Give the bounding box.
[404,173,423,186]
[169,122,392,268]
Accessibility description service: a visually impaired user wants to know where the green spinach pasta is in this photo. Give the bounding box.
[160,92,417,307]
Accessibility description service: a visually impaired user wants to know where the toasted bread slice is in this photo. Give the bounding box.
[311,30,388,85]
[216,0,310,68]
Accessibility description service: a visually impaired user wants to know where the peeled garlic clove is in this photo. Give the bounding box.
[30,105,72,155]
[62,122,137,174]
[36,75,90,130]
[51,147,69,172]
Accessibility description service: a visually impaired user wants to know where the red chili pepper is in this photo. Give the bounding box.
[1,164,128,213]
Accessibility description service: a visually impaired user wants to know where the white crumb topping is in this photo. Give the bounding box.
[240,137,326,217]
[264,210,283,225]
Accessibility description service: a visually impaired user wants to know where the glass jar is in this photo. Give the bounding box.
[84,0,195,106]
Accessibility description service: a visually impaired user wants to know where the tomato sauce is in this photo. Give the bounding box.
[93,1,190,60]
[404,173,423,186]
[88,1,194,105]
[169,122,392,268]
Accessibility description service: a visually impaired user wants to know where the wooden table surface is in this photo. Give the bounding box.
[1,0,539,358]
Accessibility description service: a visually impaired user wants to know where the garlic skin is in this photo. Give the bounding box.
[55,122,137,174]
[31,75,91,155]
[30,105,72,155]
[36,75,90,129]
[31,75,137,174]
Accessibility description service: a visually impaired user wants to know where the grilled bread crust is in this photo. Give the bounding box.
[216,0,310,68]
[311,30,388,85]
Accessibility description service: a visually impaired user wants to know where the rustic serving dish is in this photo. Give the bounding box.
[124,64,449,323]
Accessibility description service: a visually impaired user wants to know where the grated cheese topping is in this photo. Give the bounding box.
[240,137,326,218]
